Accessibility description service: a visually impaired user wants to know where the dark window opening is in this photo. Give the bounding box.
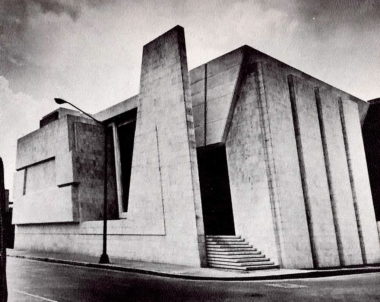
[117,119,136,212]
[363,102,380,221]
[197,144,235,235]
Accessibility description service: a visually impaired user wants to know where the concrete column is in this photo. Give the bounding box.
[316,88,362,266]
[288,75,340,268]
[340,99,380,264]
[226,66,279,264]
[259,62,313,269]
[128,26,206,266]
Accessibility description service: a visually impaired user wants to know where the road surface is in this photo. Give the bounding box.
[6,257,380,301]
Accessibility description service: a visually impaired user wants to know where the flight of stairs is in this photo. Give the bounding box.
[206,235,279,271]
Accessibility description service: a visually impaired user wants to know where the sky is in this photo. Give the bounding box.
[1,0,380,191]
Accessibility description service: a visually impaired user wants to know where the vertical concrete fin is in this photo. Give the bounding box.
[316,89,363,266]
[254,62,284,266]
[176,26,207,266]
[258,63,313,269]
[288,75,340,268]
[339,98,380,264]
[129,26,206,266]
[225,62,280,266]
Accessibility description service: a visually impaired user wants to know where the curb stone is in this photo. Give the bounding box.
[7,254,380,281]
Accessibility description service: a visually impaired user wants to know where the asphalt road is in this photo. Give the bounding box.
[6,257,380,301]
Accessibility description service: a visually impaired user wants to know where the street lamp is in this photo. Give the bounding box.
[54,98,110,264]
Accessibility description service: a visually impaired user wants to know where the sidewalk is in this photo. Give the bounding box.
[7,249,380,281]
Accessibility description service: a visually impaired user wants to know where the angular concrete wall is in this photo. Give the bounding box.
[340,99,380,264]
[226,66,278,263]
[126,26,205,266]
[288,75,339,268]
[316,88,362,266]
[13,113,118,224]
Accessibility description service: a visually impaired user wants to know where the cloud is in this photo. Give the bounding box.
[1,0,380,195]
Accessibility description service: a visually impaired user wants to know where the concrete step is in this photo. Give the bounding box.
[206,241,249,246]
[206,247,256,252]
[206,237,245,242]
[207,250,262,256]
[205,234,277,271]
[208,260,273,267]
[208,264,249,271]
[206,237,244,241]
[207,243,253,248]
[208,263,279,271]
[208,256,269,263]
[207,254,266,260]
[206,235,241,238]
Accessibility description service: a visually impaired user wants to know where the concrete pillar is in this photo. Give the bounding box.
[340,99,380,264]
[226,66,279,264]
[259,62,313,269]
[315,88,363,266]
[288,75,340,268]
[127,26,206,266]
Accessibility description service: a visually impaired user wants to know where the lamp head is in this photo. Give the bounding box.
[54,98,67,105]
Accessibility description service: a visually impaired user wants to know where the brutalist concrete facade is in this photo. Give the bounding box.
[13,26,380,268]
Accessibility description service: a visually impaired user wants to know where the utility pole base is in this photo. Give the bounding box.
[99,253,110,264]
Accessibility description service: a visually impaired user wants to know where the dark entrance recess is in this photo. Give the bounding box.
[362,99,380,221]
[106,108,138,213]
[117,119,136,212]
[197,144,235,235]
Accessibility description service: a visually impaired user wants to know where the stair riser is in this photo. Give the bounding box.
[206,236,241,238]
[207,249,257,253]
[209,261,274,267]
[206,244,251,248]
[208,255,269,262]
[207,250,263,255]
[206,241,249,245]
[208,257,269,263]
[206,239,245,242]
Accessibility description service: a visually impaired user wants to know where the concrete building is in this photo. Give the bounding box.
[12,26,380,270]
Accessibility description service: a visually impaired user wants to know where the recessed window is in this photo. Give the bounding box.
[117,118,136,212]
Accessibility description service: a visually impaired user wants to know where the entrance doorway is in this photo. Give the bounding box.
[197,144,235,235]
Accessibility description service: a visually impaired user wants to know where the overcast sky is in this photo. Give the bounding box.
[1,0,380,190]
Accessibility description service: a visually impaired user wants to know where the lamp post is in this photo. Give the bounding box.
[54,98,110,264]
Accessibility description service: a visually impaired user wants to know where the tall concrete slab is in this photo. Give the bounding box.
[127,26,206,266]
[340,99,380,264]
[316,88,363,266]
[226,67,278,264]
[288,75,340,268]
[189,65,206,146]
[189,48,245,146]
[259,62,313,268]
